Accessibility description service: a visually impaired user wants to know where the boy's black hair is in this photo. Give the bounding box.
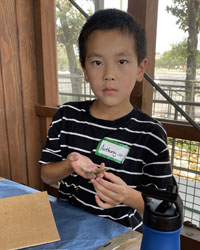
[78,8,147,68]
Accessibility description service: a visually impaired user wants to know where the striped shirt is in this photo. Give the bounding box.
[39,100,172,231]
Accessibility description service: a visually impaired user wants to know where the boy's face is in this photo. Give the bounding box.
[82,29,147,111]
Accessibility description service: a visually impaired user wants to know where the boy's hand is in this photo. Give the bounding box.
[67,152,104,179]
[91,172,128,209]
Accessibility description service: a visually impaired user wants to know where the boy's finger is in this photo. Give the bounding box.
[104,172,124,185]
[96,162,106,177]
[95,195,112,209]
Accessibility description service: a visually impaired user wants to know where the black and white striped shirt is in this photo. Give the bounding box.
[39,100,173,231]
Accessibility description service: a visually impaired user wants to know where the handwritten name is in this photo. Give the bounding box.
[100,144,116,158]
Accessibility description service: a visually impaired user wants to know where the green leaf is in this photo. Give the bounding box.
[80,167,108,174]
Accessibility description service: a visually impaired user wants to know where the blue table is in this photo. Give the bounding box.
[0,178,130,250]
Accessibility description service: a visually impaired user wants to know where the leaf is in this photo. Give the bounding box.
[80,167,108,174]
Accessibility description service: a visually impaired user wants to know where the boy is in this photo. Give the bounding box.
[39,9,173,232]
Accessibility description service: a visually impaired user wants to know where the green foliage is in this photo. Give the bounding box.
[157,0,200,70]
[56,0,93,73]
[168,138,200,154]
[166,0,189,32]
[166,0,200,33]
[165,0,200,79]
[56,0,86,46]
[155,40,188,69]
[57,45,68,71]
[197,50,200,68]
[175,139,199,153]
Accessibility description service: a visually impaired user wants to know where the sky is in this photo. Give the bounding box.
[104,0,128,10]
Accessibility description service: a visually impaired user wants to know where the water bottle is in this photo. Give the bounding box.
[140,180,183,250]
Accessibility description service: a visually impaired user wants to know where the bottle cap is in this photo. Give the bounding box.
[141,179,183,232]
[143,199,182,231]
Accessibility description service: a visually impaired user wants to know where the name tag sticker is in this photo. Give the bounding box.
[95,138,130,164]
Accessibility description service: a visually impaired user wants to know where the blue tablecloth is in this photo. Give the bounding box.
[0,179,130,250]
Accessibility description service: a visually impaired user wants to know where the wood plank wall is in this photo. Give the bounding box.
[0,0,42,189]
[33,0,58,147]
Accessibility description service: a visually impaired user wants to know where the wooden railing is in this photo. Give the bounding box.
[35,105,58,118]
[35,104,200,142]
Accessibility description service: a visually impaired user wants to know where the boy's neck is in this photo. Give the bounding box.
[90,100,133,121]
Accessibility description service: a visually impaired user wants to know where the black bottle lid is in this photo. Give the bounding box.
[143,199,182,231]
[141,179,183,232]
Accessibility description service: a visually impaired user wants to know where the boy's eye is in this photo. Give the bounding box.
[92,61,102,66]
[118,60,128,65]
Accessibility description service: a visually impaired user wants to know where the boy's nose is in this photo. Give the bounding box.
[104,66,116,81]
[104,75,115,81]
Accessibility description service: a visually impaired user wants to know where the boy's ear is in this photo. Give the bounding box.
[136,58,148,82]
[81,65,89,82]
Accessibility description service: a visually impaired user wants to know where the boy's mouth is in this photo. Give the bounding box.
[103,87,117,94]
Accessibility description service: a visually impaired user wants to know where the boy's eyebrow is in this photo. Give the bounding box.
[87,51,133,59]
[87,53,102,59]
[115,51,133,57]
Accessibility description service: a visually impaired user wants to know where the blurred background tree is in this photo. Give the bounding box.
[156,40,188,69]
[56,0,93,99]
[166,0,200,116]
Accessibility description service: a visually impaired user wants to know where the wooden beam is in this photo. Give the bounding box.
[0,0,27,184]
[162,122,200,141]
[33,0,58,106]
[35,105,200,142]
[16,0,43,189]
[35,105,58,118]
[181,224,200,250]
[128,0,158,116]
[0,37,10,179]
[33,0,58,146]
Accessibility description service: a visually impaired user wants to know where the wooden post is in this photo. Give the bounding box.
[128,0,158,116]
[0,0,43,189]
[33,0,58,147]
